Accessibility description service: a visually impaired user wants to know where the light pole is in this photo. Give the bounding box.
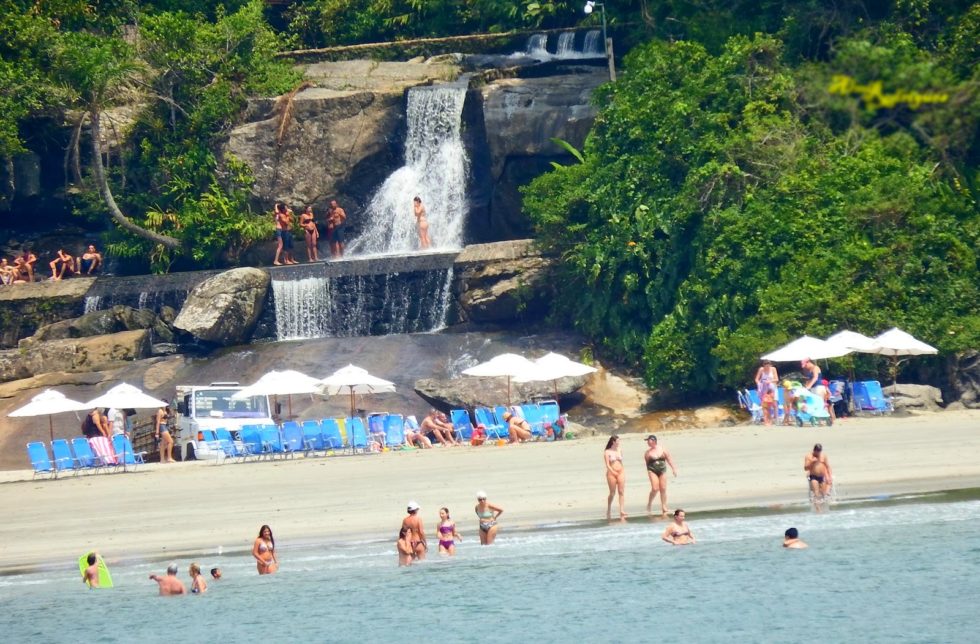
[584,1,615,81]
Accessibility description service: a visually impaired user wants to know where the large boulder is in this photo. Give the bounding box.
[22,305,173,346]
[173,268,269,345]
[453,240,555,324]
[883,383,944,412]
[414,375,586,410]
[948,350,980,408]
[226,60,460,212]
[0,277,95,348]
[0,329,152,383]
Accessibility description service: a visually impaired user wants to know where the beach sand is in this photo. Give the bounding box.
[3,410,980,571]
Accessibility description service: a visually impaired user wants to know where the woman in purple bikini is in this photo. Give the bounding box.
[436,507,461,555]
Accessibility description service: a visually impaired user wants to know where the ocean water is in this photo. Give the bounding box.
[2,498,978,643]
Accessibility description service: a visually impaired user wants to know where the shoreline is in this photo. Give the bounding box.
[4,409,980,573]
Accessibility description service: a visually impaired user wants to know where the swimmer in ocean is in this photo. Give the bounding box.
[661,509,696,545]
[783,527,808,549]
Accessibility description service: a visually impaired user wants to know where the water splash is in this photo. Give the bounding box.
[555,31,576,58]
[347,79,470,256]
[83,295,102,314]
[525,33,548,56]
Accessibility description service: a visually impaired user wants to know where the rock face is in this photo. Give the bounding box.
[22,305,173,346]
[0,277,95,348]
[883,383,944,411]
[453,240,555,324]
[948,350,980,408]
[471,69,606,239]
[414,375,586,410]
[0,330,151,383]
[173,268,270,345]
[226,60,460,214]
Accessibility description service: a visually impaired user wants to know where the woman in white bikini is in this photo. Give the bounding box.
[604,435,627,521]
[252,524,279,574]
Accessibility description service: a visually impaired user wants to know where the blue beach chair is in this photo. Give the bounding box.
[281,422,305,455]
[216,428,255,462]
[384,414,405,448]
[71,437,107,473]
[27,442,56,479]
[449,409,474,440]
[260,425,291,458]
[347,417,369,452]
[240,425,266,459]
[474,407,506,440]
[51,439,80,476]
[301,420,325,453]
[112,434,147,468]
[320,419,344,450]
[367,414,388,448]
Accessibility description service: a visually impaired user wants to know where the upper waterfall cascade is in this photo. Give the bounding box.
[347,78,471,256]
[517,30,604,59]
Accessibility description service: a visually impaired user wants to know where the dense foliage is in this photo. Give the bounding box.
[524,10,980,393]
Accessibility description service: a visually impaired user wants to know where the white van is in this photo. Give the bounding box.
[174,382,273,460]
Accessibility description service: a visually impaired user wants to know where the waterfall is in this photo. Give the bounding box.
[555,32,576,58]
[271,268,454,341]
[583,29,602,54]
[347,78,470,256]
[525,33,548,56]
[83,295,102,314]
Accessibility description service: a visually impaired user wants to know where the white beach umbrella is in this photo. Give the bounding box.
[86,383,168,409]
[319,364,395,418]
[513,352,597,398]
[868,327,938,384]
[232,369,322,420]
[8,389,89,443]
[462,353,537,404]
[761,335,852,362]
[825,330,881,353]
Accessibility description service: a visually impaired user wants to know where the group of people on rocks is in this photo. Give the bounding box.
[0,244,102,285]
[272,200,348,265]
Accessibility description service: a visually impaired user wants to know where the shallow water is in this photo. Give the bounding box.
[2,499,978,643]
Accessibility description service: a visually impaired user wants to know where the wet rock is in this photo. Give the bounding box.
[151,343,179,356]
[948,350,980,408]
[0,350,31,383]
[414,375,586,410]
[883,383,944,411]
[2,329,152,383]
[173,268,269,346]
[22,305,173,347]
[454,240,555,324]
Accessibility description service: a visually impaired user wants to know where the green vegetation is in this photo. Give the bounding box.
[523,5,980,393]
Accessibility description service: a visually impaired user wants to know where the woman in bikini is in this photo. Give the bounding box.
[475,491,503,545]
[644,435,678,517]
[661,509,695,545]
[300,206,319,262]
[413,196,431,249]
[154,404,174,463]
[437,507,462,555]
[755,359,780,425]
[188,562,208,594]
[253,524,278,574]
[397,526,415,566]
[604,435,627,521]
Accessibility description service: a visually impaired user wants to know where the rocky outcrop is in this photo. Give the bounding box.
[173,268,270,345]
[226,60,460,212]
[948,350,980,408]
[453,240,555,324]
[470,69,606,238]
[883,383,944,411]
[21,305,173,346]
[414,375,586,410]
[0,277,95,348]
[0,329,151,383]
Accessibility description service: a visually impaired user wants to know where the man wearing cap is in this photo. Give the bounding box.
[804,443,833,509]
[502,411,532,443]
[149,563,187,596]
[401,501,428,560]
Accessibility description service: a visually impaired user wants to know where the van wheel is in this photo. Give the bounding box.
[185,443,196,461]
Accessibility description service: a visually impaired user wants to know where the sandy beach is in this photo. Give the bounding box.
[3,409,980,571]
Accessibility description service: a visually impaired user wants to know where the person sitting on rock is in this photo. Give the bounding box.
[13,248,36,282]
[49,249,76,280]
[78,244,103,275]
[0,258,14,285]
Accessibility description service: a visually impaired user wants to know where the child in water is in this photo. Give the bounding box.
[437,507,462,555]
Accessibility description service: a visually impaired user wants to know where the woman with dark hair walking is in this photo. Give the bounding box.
[604,435,627,521]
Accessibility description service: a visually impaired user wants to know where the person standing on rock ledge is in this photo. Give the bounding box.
[413,196,431,249]
[327,199,347,258]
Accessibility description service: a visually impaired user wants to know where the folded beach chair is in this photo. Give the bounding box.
[320,418,344,450]
[744,390,765,424]
[27,442,56,479]
[367,413,387,448]
[71,437,107,473]
[281,421,305,456]
[384,414,405,447]
[51,438,80,476]
[112,434,147,468]
[521,404,547,438]
[347,416,369,453]
[216,428,255,462]
[474,407,506,440]
[88,436,119,469]
[449,409,474,441]
[859,380,893,415]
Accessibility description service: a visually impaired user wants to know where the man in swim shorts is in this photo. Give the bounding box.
[804,443,833,508]
[401,501,427,560]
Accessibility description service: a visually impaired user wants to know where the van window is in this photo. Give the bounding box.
[193,389,269,419]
